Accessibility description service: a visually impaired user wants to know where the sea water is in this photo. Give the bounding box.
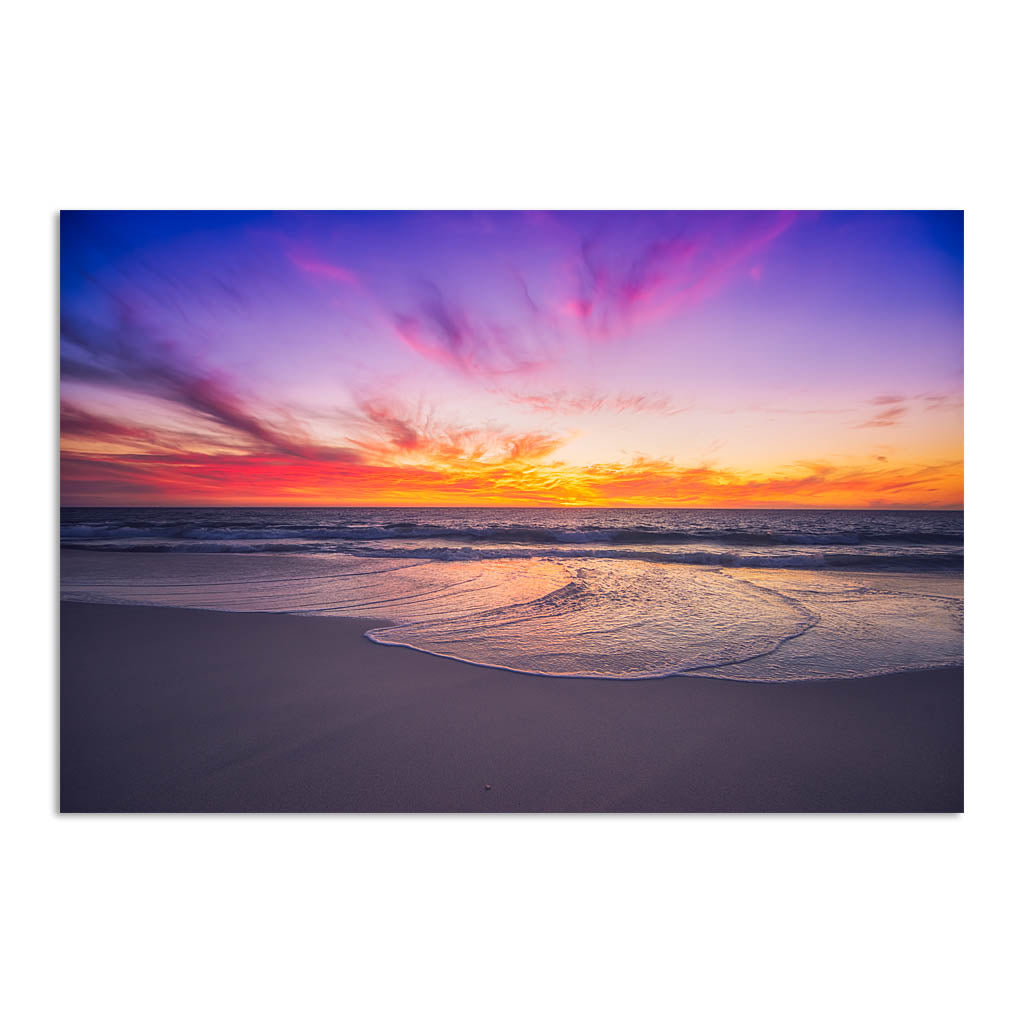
[60,507,963,682]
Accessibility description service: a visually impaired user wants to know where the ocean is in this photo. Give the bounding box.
[60,507,963,682]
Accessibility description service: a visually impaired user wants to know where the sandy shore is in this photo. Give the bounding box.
[60,601,963,812]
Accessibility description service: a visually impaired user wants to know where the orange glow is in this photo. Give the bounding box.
[60,390,963,508]
[59,445,963,508]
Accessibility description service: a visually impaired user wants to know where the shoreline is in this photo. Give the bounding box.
[60,601,964,812]
[61,586,964,685]
[59,548,965,684]
[364,625,963,683]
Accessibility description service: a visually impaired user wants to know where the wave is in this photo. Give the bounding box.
[61,539,963,569]
[60,522,964,547]
[61,522,964,681]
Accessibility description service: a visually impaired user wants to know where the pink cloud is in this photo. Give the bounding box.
[289,254,359,286]
[504,390,683,416]
[552,212,798,339]
[393,282,549,378]
[854,396,908,429]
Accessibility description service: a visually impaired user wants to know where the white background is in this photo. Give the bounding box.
[3,2,1019,1022]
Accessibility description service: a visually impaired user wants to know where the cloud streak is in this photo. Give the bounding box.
[346,396,568,465]
[289,254,359,286]
[328,212,802,382]
[854,394,909,429]
[393,282,549,378]
[502,390,684,416]
[558,212,798,338]
[60,304,363,463]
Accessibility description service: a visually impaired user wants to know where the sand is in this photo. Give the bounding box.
[59,601,963,812]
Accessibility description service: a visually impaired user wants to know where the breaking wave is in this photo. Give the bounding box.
[59,508,964,681]
[60,521,963,547]
[60,538,963,570]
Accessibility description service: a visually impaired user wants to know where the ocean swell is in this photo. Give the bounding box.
[60,521,963,547]
[60,538,963,570]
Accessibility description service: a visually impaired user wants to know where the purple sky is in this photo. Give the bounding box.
[60,211,963,506]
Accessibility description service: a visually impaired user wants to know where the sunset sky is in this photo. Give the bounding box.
[60,211,963,507]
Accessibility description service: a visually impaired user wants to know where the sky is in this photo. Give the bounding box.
[59,210,963,507]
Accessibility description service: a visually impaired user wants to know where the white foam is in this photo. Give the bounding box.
[60,550,963,682]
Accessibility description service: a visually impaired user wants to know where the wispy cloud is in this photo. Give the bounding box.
[58,399,242,457]
[60,305,363,463]
[503,390,684,416]
[393,282,549,378]
[853,392,963,428]
[346,212,800,380]
[345,396,568,465]
[854,395,909,429]
[556,212,798,338]
[916,392,962,411]
[288,254,359,287]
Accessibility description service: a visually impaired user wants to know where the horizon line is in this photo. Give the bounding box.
[59,503,965,512]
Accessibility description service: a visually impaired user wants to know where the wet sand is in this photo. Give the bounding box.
[60,601,963,812]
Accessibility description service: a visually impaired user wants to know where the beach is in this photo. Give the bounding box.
[60,601,963,812]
